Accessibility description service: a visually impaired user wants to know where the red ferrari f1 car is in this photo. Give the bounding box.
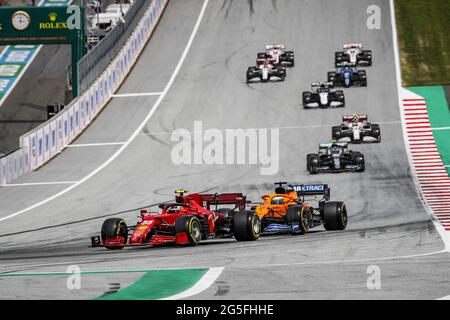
[91,190,261,249]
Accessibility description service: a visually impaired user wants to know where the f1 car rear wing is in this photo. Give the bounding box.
[311,81,333,88]
[342,114,368,122]
[184,193,248,211]
[336,62,355,68]
[266,44,285,50]
[273,182,331,201]
[290,184,330,200]
[256,57,276,64]
[319,142,348,148]
[343,43,363,49]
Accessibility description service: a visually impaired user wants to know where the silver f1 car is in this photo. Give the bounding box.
[256,44,295,67]
[307,141,365,174]
[302,82,345,109]
[332,114,381,143]
[335,43,372,67]
[247,60,286,83]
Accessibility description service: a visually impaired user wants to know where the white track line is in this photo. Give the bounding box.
[67,142,126,147]
[137,121,402,137]
[0,267,211,276]
[1,249,447,275]
[433,127,450,131]
[256,249,448,269]
[0,0,210,223]
[111,92,163,98]
[2,181,77,187]
[160,267,224,300]
[389,0,450,250]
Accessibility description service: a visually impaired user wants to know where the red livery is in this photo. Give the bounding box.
[91,190,261,249]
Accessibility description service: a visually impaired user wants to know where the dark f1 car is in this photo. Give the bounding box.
[256,44,295,67]
[246,60,286,83]
[332,114,381,143]
[302,82,345,109]
[327,65,367,88]
[252,182,347,234]
[335,43,372,67]
[91,190,260,249]
[307,141,365,174]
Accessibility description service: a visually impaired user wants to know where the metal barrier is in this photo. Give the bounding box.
[78,0,153,93]
[0,0,168,185]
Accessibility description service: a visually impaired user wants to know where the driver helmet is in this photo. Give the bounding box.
[271,196,284,205]
[351,113,360,123]
[175,189,188,203]
[331,146,340,154]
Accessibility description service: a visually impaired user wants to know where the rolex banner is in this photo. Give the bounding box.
[0,6,83,45]
[0,5,85,96]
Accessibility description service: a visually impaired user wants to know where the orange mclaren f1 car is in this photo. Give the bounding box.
[251,182,347,234]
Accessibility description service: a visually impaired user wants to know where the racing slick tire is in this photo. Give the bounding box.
[283,51,295,66]
[335,52,345,67]
[175,215,202,245]
[306,154,311,172]
[302,92,312,109]
[353,152,365,172]
[332,126,342,140]
[246,67,258,83]
[307,154,319,174]
[276,67,287,81]
[101,218,128,250]
[286,205,309,234]
[323,201,348,231]
[246,72,254,83]
[371,125,381,142]
[358,71,367,86]
[327,72,336,84]
[335,90,345,105]
[363,50,372,66]
[233,210,260,241]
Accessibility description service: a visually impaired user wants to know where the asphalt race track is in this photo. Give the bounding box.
[0,0,450,299]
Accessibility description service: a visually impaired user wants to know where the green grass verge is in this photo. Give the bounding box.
[0,268,209,300]
[408,86,450,176]
[395,0,450,86]
[96,268,208,300]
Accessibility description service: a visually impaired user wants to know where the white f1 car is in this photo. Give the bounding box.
[302,82,345,109]
[247,60,286,83]
[332,114,381,143]
[335,43,372,67]
[256,44,295,67]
